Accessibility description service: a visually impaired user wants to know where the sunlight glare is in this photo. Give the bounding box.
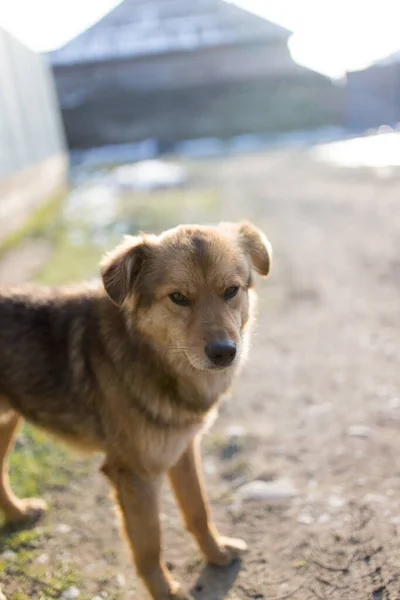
[0,0,122,52]
[229,0,400,78]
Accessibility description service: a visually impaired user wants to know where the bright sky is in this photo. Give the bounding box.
[0,0,399,78]
[231,0,400,78]
[0,0,122,52]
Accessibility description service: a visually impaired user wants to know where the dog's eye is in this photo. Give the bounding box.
[169,292,190,306]
[223,286,239,300]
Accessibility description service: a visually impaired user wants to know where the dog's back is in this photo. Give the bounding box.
[0,286,105,444]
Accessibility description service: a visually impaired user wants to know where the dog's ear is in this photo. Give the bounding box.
[100,235,155,306]
[237,221,272,276]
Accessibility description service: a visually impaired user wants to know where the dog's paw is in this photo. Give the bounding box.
[168,582,194,600]
[6,498,48,523]
[206,536,248,567]
[170,591,194,600]
[155,582,193,600]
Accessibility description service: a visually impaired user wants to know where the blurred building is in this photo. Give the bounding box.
[49,0,343,149]
[0,27,67,240]
[346,52,400,131]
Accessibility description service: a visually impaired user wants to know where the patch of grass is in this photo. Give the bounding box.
[0,522,92,599]
[10,424,90,499]
[35,237,101,286]
[4,560,86,600]
[36,186,221,286]
[0,188,67,259]
[40,560,82,594]
[1,526,44,553]
[0,526,45,588]
[122,187,220,219]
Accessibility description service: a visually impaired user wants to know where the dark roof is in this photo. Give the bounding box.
[49,0,290,66]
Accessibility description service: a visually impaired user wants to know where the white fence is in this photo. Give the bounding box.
[0,27,66,178]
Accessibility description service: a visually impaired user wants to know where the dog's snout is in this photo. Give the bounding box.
[204,340,237,367]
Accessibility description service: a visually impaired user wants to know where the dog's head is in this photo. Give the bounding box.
[101,222,271,372]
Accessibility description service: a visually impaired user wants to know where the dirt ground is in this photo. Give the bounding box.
[2,148,400,599]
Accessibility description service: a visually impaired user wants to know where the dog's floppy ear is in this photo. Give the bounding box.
[100,235,155,306]
[237,221,272,276]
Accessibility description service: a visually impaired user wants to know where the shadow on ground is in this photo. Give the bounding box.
[191,560,242,599]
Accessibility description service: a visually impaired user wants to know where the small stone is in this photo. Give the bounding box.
[237,478,298,502]
[390,517,400,535]
[0,589,6,600]
[116,573,126,588]
[204,459,217,475]
[62,587,80,599]
[15,433,27,449]
[307,403,332,416]
[318,513,331,524]
[1,550,17,562]
[91,597,103,600]
[390,516,400,524]
[389,397,400,409]
[328,495,346,508]
[226,425,246,438]
[83,563,98,574]
[80,513,92,523]
[35,553,49,565]
[347,425,371,438]
[306,479,321,502]
[56,523,72,534]
[297,513,314,525]
[364,493,387,505]
[229,501,243,519]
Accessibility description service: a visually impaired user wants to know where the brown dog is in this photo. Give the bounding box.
[0,221,271,599]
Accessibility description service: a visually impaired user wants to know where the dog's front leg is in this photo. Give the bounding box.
[169,437,247,566]
[102,459,192,600]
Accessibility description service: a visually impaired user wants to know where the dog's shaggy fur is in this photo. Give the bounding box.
[0,221,271,599]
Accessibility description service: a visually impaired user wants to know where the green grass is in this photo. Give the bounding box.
[0,526,44,553]
[35,238,102,286]
[0,189,67,259]
[0,525,91,599]
[35,186,221,286]
[10,425,90,500]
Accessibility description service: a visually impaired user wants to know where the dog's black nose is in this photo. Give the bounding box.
[205,340,237,367]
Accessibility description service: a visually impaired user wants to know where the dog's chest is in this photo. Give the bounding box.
[144,424,201,473]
